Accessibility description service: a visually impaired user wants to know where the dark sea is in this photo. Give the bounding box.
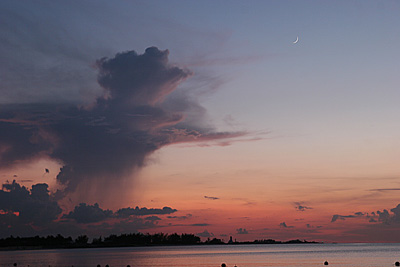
[1,243,400,267]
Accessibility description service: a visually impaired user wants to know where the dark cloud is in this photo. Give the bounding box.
[116,206,177,217]
[145,216,161,222]
[0,180,177,237]
[196,230,214,238]
[331,212,367,223]
[294,202,312,212]
[97,47,191,106]
[390,205,400,223]
[376,210,389,223]
[279,222,294,228]
[369,188,400,192]
[62,203,113,224]
[330,205,400,225]
[191,223,210,227]
[204,196,219,200]
[306,224,322,229]
[0,180,62,226]
[62,204,177,224]
[0,47,244,201]
[376,205,400,224]
[236,228,249,234]
[167,214,192,220]
[331,205,400,242]
[331,214,356,222]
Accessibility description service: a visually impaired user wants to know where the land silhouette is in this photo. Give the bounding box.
[0,233,319,250]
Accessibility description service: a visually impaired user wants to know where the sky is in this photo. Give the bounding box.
[1,0,400,243]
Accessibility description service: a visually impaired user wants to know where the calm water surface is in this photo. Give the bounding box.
[1,243,400,267]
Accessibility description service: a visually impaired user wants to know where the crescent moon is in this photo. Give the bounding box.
[293,36,299,44]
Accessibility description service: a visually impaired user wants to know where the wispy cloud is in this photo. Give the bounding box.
[279,222,294,228]
[294,202,313,212]
[236,228,249,234]
[369,188,400,192]
[204,196,219,200]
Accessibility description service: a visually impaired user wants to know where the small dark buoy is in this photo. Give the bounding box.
[395,262,400,266]
[105,265,109,267]
[324,261,329,265]
[127,265,131,267]
[221,264,227,267]
[13,263,17,267]
[97,265,101,267]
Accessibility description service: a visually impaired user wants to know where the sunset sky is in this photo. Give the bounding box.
[1,0,400,243]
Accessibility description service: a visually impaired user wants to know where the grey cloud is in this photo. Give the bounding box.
[97,47,191,106]
[0,180,177,237]
[279,222,294,228]
[116,206,177,217]
[0,180,62,226]
[377,209,391,224]
[167,214,192,220]
[196,230,214,238]
[331,211,368,223]
[191,223,210,227]
[145,216,161,222]
[390,204,400,223]
[236,228,249,234]
[330,207,400,224]
[306,224,322,229]
[204,196,219,200]
[294,202,312,212]
[62,203,113,224]
[62,204,177,224]
[369,188,400,192]
[331,214,356,222]
[0,47,244,201]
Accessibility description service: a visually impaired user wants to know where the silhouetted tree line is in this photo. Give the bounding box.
[101,233,200,246]
[0,234,74,248]
[252,239,318,244]
[0,233,201,249]
[0,234,318,250]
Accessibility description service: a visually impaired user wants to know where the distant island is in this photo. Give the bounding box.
[0,233,320,250]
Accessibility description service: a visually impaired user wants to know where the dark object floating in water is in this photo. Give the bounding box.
[324,261,329,265]
[221,264,226,267]
[395,262,400,266]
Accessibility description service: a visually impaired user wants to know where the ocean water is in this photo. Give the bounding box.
[1,243,400,267]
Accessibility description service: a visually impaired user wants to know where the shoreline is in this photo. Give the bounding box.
[0,240,323,252]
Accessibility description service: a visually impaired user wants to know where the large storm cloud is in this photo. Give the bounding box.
[0,47,242,199]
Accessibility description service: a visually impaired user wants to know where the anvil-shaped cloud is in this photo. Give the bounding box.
[0,47,244,199]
